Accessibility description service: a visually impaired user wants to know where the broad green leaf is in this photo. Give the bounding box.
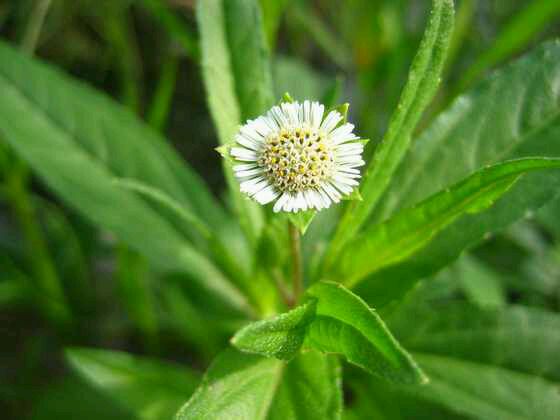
[343,370,464,420]
[409,354,560,420]
[304,281,426,384]
[268,351,342,420]
[31,377,134,420]
[175,348,341,420]
[327,0,455,261]
[376,40,560,226]
[394,303,560,383]
[175,349,282,419]
[0,41,250,315]
[231,300,316,360]
[66,348,199,420]
[383,285,560,420]
[196,0,267,245]
[454,0,560,94]
[339,158,560,286]
[358,41,560,307]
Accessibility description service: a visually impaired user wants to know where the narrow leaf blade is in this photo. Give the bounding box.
[341,158,560,286]
[66,348,199,420]
[328,0,455,258]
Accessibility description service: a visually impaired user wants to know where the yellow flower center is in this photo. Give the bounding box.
[258,125,335,193]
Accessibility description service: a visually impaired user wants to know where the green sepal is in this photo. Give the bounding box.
[287,210,317,235]
[333,102,350,124]
[215,142,237,164]
[342,188,363,201]
[281,92,295,104]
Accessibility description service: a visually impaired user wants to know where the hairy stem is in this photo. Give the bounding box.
[288,223,303,306]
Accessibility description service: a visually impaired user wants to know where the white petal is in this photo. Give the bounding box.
[251,117,273,137]
[254,185,279,204]
[321,183,341,203]
[332,179,354,194]
[329,123,357,144]
[231,147,258,161]
[316,189,332,209]
[235,168,264,178]
[333,173,359,186]
[233,163,258,171]
[270,106,289,127]
[235,134,260,151]
[239,126,265,144]
[311,102,324,129]
[284,194,296,212]
[281,102,299,125]
[273,193,290,213]
[320,110,343,133]
[303,100,311,125]
[240,177,267,194]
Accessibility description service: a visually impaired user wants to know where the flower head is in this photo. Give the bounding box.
[230,101,365,213]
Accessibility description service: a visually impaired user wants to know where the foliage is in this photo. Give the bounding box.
[1,0,560,419]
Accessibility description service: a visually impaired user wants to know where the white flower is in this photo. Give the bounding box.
[230,100,365,213]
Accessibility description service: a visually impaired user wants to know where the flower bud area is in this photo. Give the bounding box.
[259,125,335,193]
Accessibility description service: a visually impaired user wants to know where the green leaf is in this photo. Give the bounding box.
[196,0,269,245]
[113,177,211,239]
[394,303,560,382]
[340,158,560,286]
[328,0,455,260]
[231,300,316,360]
[538,196,560,238]
[175,348,341,420]
[304,281,426,384]
[0,41,251,315]
[359,41,560,307]
[175,349,282,419]
[376,40,560,227]
[384,289,560,418]
[273,56,331,101]
[66,348,200,420]
[410,354,560,420]
[223,0,275,121]
[454,0,560,94]
[289,2,351,69]
[31,377,134,420]
[268,351,342,420]
[453,255,506,308]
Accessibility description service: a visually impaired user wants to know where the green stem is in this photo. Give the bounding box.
[5,166,70,326]
[21,0,52,53]
[288,222,303,306]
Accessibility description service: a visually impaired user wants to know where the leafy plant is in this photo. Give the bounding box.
[1,0,560,419]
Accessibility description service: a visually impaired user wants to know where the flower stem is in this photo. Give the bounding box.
[288,222,303,306]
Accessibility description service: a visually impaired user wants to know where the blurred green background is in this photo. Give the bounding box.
[1,1,559,419]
